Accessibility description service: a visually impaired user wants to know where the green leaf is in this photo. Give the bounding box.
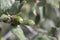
[46,0,59,8]
[0,37,6,40]
[0,0,15,11]
[0,22,11,36]
[11,25,26,40]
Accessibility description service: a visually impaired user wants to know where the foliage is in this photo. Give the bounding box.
[0,0,60,40]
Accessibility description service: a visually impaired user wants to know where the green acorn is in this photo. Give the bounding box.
[24,19,35,25]
[0,14,9,22]
[12,15,23,25]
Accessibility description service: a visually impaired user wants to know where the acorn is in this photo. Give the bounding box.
[24,19,35,25]
[11,15,23,26]
[0,14,9,22]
